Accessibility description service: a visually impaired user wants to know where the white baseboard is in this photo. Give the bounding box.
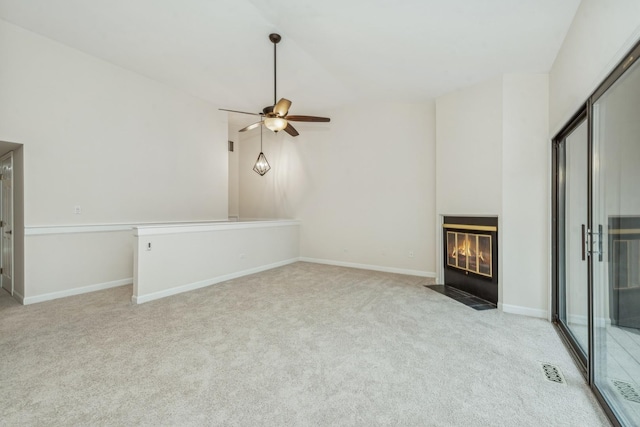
[566,314,611,328]
[568,314,588,326]
[500,303,548,319]
[23,278,132,305]
[299,257,436,278]
[132,258,299,304]
[13,290,24,304]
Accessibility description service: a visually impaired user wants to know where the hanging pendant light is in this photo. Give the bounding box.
[253,122,271,176]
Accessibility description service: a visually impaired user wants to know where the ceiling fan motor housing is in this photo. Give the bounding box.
[262,105,275,115]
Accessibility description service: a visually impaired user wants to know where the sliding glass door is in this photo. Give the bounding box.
[557,118,589,362]
[554,40,640,427]
[592,54,640,426]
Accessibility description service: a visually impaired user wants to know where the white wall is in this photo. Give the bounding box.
[502,74,549,316]
[549,0,640,135]
[435,77,504,216]
[0,19,229,300]
[0,20,228,225]
[238,102,437,276]
[238,128,290,220]
[133,221,300,303]
[24,230,134,303]
[435,74,549,317]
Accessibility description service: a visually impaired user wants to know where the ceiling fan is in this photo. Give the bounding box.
[220,33,330,137]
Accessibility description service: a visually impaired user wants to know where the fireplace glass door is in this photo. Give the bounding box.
[446,232,492,277]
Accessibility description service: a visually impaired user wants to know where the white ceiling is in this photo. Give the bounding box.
[0,0,581,115]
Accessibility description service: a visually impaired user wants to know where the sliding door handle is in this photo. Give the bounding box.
[590,224,603,262]
[598,224,603,262]
[581,224,586,261]
[582,224,603,261]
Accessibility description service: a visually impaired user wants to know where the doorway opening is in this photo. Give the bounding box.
[0,142,24,304]
[0,151,13,296]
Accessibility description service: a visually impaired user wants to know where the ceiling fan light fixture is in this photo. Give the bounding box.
[264,117,288,132]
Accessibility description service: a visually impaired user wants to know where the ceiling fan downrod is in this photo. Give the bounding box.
[269,33,281,106]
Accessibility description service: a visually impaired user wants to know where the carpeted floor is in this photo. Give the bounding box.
[0,262,610,426]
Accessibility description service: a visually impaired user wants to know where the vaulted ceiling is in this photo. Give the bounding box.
[0,0,581,115]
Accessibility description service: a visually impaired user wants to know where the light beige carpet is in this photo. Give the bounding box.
[0,262,610,426]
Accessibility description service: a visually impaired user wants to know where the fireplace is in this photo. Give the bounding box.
[443,216,498,304]
[609,216,640,328]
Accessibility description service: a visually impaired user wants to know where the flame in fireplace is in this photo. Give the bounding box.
[451,238,471,257]
[451,237,485,262]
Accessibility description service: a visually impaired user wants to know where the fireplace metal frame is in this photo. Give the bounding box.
[445,228,494,278]
[442,216,498,304]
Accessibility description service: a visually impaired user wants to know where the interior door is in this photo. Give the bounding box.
[1,153,13,295]
[557,118,590,359]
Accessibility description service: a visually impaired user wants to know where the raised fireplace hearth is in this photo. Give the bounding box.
[443,216,498,304]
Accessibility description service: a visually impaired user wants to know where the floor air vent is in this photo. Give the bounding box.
[539,362,566,385]
[612,379,640,404]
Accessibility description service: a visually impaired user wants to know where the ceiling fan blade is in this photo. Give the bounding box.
[239,121,263,132]
[273,98,292,117]
[286,115,331,123]
[219,108,262,116]
[283,122,299,137]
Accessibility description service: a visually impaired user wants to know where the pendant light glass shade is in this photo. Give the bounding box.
[264,117,288,132]
[253,152,271,176]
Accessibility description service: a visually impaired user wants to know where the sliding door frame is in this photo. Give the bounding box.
[552,108,589,375]
[552,39,640,427]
